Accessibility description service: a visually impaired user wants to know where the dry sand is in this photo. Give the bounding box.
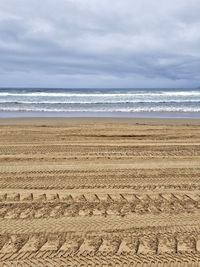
[0,117,200,266]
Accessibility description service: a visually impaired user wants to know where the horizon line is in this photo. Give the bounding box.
[0,87,199,90]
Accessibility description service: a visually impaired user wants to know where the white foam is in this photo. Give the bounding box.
[0,90,200,98]
[1,107,200,112]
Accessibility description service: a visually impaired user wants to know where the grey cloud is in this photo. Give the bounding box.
[0,0,200,88]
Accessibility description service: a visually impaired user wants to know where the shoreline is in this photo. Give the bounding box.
[1,110,200,119]
[0,116,200,126]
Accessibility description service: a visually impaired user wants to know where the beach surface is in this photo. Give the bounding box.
[0,117,200,266]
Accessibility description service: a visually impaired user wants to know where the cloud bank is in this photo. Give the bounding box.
[0,0,200,88]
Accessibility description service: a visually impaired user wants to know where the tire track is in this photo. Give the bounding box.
[0,193,199,219]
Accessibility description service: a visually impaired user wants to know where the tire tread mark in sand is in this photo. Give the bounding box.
[0,231,200,265]
[0,193,199,219]
[0,144,200,157]
[1,181,200,190]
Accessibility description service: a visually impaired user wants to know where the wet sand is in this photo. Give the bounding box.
[0,118,200,266]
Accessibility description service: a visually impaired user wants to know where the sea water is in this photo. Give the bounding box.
[0,88,200,118]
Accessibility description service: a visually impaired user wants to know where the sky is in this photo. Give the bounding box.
[0,0,200,88]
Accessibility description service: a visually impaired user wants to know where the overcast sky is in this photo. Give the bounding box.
[0,0,200,88]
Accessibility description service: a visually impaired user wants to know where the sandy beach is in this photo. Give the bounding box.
[0,117,200,266]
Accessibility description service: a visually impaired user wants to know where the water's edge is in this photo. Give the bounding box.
[1,111,200,119]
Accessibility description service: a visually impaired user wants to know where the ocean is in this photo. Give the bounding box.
[0,88,200,118]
